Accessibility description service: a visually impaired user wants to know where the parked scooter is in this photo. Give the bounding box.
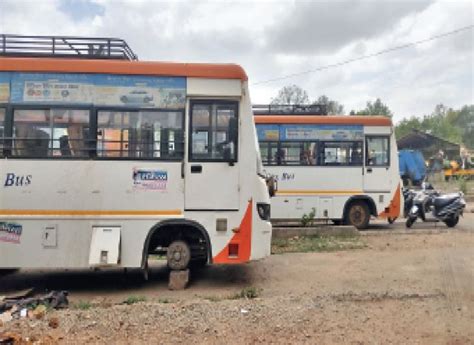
[402,187,416,218]
[406,183,466,228]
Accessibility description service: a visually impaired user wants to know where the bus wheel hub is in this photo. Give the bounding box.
[167,240,191,270]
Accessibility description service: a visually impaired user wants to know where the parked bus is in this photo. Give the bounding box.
[0,35,272,274]
[254,104,401,229]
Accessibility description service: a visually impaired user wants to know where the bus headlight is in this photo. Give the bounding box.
[257,203,271,221]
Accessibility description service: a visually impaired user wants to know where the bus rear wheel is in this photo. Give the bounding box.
[167,240,191,270]
[346,201,370,229]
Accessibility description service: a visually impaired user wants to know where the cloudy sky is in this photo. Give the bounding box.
[0,0,472,122]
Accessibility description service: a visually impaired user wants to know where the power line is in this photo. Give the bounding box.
[252,24,474,85]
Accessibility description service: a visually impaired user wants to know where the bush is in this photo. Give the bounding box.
[301,208,316,227]
[235,287,261,299]
[123,296,146,305]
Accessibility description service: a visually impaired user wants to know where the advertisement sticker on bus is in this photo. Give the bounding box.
[0,222,23,244]
[132,168,168,191]
[282,125,363,141]
[257,124,280,141]
[5,72,186,108]
[0,72,10,102]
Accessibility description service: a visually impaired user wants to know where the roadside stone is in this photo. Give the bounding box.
[168,269,190,290]
[48,317,59,329]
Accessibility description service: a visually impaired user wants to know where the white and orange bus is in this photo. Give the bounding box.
[0,35,272,274]
[254,105,401,229]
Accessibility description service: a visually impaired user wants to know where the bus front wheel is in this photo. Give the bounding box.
[346,201,370,229]
[167,240,191,270]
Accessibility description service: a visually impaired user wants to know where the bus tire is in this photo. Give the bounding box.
[167,240,191,271]
[346,201,370,229]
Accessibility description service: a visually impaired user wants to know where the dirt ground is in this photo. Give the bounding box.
[1,214,473,344]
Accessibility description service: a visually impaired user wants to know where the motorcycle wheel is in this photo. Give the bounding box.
[388,217,396,224]
[444,216,459,228]
[406,217,415,228]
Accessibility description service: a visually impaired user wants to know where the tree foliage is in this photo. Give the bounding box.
[314,95,344,115]
[271,85,310,105]
[270,85,344,115]
[395,104,474,148]
[356,98,393,117]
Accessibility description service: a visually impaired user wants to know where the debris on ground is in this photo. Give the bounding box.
[0,290,68,325]
[0,331,22,345]
[48,317,60,329]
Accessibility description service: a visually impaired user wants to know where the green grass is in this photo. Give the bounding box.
[234,286,261,299]
[123,295,147,305]
[202,287,262,302]
[74,301,92,310]
[271,234,366,254]
[431,177,474,194]
[203,295,223,302]
[157,298,173,304]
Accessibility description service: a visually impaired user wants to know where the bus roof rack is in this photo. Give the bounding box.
[252,104,327,116]
[0,34,138,61]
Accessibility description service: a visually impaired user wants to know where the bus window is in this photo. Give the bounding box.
[97,110,183,159]
[190,102,238,161]
[279,142,302,165]
[0,109,4,156]
[322,141,363,166]
[13,109,89,158]
[259,141,278,165]
[366,137,389,166]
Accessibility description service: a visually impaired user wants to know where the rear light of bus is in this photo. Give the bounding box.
[257,203,271,221]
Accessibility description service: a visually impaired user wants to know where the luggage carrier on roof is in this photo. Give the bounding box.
[252,104,327,116]
[0,34,138,61]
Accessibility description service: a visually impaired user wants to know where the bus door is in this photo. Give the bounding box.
[364,136,391,192]
[185,101,240,210]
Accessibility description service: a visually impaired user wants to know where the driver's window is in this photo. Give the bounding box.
[190,101,238,161]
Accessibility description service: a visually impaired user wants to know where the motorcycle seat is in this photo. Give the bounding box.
[433,193,459,208]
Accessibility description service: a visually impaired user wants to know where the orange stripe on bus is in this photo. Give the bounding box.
[254,115,392,126]
[0,57,248,81]
[213,200,252,264]
[378,184,401,219]
[0,209,183,216]
[276,190,363,195]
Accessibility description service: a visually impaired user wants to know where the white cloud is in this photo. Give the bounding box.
[0,0,472,120]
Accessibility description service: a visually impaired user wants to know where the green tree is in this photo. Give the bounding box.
[314,95,344,115]
[271,85,310,105]
[356,98,393,117]
[394,104,473,146]
[454,105,474,148]
[394,116,422,140]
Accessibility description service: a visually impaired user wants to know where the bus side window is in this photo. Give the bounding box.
[12,109,89,158]
[279,142,301,165]
[97,110,183,159]
[366,137,389,166]
[321,141,363,166]
[0,109,5,157]
[190,101,238,162]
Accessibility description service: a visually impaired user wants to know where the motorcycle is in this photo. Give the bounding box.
[402,182,435,218]
[406,183,466,228]
[402,187,416,218]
